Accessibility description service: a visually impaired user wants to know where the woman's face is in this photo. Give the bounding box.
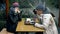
[15,7,19,10]
[14,7,21,13]
[36,10,43,15]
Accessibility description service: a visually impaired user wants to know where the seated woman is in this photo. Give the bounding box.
[6,2,22,34]
[33,5,58,34]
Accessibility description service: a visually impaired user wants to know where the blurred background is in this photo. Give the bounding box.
[0,0,59,34]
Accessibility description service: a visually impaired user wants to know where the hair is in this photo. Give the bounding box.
[50,12,55,17]
[33,9,36,14]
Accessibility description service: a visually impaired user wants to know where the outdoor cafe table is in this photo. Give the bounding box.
[16,18,45,32]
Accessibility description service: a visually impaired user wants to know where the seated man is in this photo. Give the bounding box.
[33,5,58,34]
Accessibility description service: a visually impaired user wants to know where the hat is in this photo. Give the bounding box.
[35,4,50,14]
[13,2,19,7]
[36,4,46,11]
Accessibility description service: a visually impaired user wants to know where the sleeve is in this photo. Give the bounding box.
[50,15,58,34]
[35,14,51,29]
[18,13,22,21]
[9,8,18,23]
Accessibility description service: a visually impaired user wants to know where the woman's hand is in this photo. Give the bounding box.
[18,10,20,13]
[15,7,20,13]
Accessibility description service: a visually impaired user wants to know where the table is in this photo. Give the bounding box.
[16,18,44,32]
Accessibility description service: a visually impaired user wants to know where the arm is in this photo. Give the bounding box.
[18,10,22,21]
[34,14,51,29]
[50,15,58,34]
[18,13,22,21]
[9,8,18,23]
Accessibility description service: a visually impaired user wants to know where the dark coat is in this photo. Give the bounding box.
[6,7,22,33]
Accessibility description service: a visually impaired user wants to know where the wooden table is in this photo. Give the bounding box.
[16,18,44,32]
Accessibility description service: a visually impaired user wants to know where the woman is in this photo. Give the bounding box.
[33,5,58,34]
[6,2,22,34]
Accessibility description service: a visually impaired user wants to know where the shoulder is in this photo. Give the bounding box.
[43,14,52,17]
[43,14,52,19]
[9,7,15,13]
[10,7,15,10]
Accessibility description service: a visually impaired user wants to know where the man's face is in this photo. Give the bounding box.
[36,10,43,15]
